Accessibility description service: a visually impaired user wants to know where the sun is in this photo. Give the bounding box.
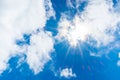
[58,16,90,47]
[66,24,89,47]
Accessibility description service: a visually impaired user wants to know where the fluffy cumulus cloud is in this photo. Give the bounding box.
[0,0,55,74]
[57,0,120,47]
[60,68,76,79]
[26,31,54,74]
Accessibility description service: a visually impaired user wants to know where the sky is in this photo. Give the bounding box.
[0,0,120,80]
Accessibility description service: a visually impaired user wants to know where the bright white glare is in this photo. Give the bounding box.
[67,25,88,46]
[59,16,89,47]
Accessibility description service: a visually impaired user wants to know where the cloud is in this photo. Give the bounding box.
[57,0,120,47]
[44,0,56,19]
[117,60,120,66]
[0,0,55,74]
[117,52,120,66]
[90,52,101,57]
[66,0,87,9]
[26,31,54,74]
[60,68,76,79]
[118,52,120,58]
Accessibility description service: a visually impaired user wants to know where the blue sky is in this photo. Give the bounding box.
[0,0,120,80]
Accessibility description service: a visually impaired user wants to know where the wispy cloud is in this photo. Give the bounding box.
[117,52,120,66]
[117,61,120,66]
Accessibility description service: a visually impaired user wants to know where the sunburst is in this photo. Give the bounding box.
[59,16,90,47]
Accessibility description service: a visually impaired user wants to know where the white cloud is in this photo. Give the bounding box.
[44,0,56,19]
[117,60,120,66]
[26,31,54,74]
[57,0,120,47]
[90,52,101,57]
[117,52,120,67]
[118,52,120,58]
[0,0,55,74]
[60,68,76,79]
[66,0,87,9]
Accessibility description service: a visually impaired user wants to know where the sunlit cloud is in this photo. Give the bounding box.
[57,0,120,48]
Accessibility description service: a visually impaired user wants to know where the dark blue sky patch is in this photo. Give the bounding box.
[44,17,58,36]
[113,0,118,7]
[16,34,31,46]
